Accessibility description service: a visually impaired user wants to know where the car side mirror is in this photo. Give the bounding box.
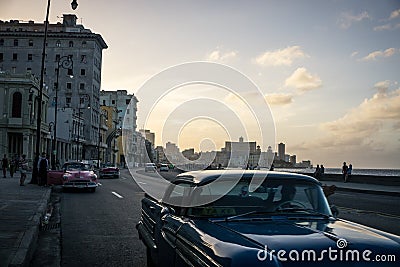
[330,205,339,217]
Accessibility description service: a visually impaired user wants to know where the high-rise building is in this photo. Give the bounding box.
[278,142,285,161]
[0,15,108,162]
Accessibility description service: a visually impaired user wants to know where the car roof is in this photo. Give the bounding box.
[174,169,319,186]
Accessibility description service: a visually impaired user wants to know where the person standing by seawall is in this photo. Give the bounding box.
[19,154,28,186]
[1,154,8,178]
[320,164,325,180]
[347,164,353,182]
[342,162,349,182]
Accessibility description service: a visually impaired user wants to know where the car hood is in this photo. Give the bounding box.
[187,217,400,266]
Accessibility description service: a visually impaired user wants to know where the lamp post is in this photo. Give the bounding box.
[97,109,108,169]
[53,55,73,169]
[33,0,79,184]
[76,94,90,160]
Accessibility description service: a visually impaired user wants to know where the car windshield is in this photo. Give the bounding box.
[182,178,331,218]
[64,163,90,171]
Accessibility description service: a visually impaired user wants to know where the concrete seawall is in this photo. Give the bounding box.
[298,173,400,186]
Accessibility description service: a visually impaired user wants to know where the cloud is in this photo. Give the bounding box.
[254,46,308,66]
[206,49,237,62]
[285,67,322,92]
[360,48,397,61]
[338,11,370,29]
[389,9,400,20]
[373,23,392,31]
[265,93,293,106]
[319,84,400,148]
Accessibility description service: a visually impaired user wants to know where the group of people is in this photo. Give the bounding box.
[1,152,49,186]
[2,154,29,185]
[313,164,325,180]
[342,162,353,183]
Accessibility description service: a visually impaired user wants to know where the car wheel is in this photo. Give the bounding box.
[146,247,156,267]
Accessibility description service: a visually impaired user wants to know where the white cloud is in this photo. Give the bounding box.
[338,11,370,29]
[285,67,322,92]
[373,23,392,31]
[206,49,237,62]
[254,46,308,67]
[319,85,400,148]
[360,48,397,61]
[389,9,400,20]
[265,93,293,106]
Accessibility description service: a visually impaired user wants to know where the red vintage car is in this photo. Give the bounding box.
[99,164,120,179]
[47,162,98,192]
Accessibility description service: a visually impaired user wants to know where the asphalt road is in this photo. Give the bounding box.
[30,168,400,266]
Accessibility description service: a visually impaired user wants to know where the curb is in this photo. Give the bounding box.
[9,187,52,267]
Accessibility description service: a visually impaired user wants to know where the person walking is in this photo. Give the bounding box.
[9,156,16,178]
[342,162,349,183]
[1,154,8,178]
[38,152,48,186]
[19,154,28,186]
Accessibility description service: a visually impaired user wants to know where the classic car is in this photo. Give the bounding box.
[137,170,400,267]
[99,164,120,179]
[47,162,98,192]
[145,163,157,172]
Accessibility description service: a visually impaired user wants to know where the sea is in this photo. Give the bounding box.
[274,168,400,177]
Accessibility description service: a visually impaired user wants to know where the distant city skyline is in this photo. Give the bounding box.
[3,0,400,168]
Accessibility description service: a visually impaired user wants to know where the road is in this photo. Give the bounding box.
[30,169,400,266]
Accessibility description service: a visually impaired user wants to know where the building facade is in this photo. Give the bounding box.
[0,14,108,164]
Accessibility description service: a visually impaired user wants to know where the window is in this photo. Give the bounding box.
[102,100,106,105]
[0,53,3,61]
[56,40,61,47]
[81,55,87,63]
[82,41,87,47]
[80,69,86,76]
[66,83,72,89]
[0,39,4,46]
[69,41,73,47]
[67,68,73,76]
[112,100,115,104]
[12,53,18,60]
[79,83,85,90]
[12,92,22,118]
[66,97,71,104]
[29,39,33,46]
[28,54,32,61]
[55,54,60,61]
[126,99,130,105]
[14,39,18,46]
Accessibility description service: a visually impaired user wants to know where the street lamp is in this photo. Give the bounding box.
[53,55,73,169]
[76,94,90,160]
[33,0,79,184]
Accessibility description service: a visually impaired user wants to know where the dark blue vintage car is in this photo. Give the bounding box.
[137,170,400,266]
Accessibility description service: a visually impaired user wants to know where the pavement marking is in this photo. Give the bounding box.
[111,191,124,199]
[137,181,147,185]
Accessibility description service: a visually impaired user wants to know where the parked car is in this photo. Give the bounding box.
[159,164,169,172]
[47,162,98,192]
[99,164,120,179]
[145,163,157,172]
[137,170,400,267]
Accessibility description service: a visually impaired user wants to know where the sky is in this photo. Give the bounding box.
[2,0,400,168]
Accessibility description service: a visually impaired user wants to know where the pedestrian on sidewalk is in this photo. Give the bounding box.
[38,152,48,186]
[1,154,8,178]
[342,162,349,182]
[9,155,17,178]
[19,154,28,186]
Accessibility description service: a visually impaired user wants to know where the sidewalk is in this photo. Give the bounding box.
[0,172,51,267]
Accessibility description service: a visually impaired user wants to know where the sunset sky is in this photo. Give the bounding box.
[2,0,400,168]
